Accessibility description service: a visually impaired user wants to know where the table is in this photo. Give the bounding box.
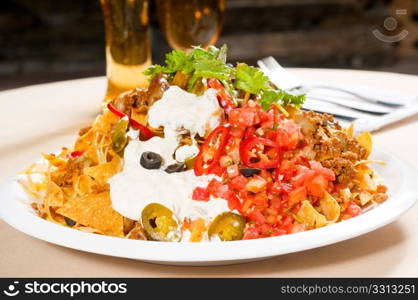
[1,69,417,277]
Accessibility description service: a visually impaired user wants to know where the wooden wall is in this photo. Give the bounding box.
[1,0,417,82]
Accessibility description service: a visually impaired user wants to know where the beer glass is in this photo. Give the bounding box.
[157,0,225,50]
[100,0,151,101]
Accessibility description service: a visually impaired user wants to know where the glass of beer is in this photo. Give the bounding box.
[100,0,152,102]
[157,0,225,50]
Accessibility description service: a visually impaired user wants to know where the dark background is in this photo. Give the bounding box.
[1,0,417,91]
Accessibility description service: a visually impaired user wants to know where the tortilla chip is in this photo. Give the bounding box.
[347,123,354,137]
[45,181,64,207]
[57,192,124,236]
[319,192,340,222]
[95,110,120,134]
[356,131,372,158]
[42,153,67,168]
[358,172,377,192]
[72,174,94,196]
[83,156,122,185]
[297,200,328,229]
[359,191,373,206]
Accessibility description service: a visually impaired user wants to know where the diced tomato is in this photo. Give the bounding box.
[226,165,240,178]
[225,191,242,211]
[270,181,293,195]
[346,201,362,217]
[207,179,229,198]
[309,161,336,181]
[306,175,328,197]
[258,107,276,129]
[247,209,266,225]
[205,179,242,210]
[228,175,248,191]
[290,223,306,233]
[253,191,269,208]
[190,100,342,240]
[271,228,287,236]
[219,155,233,168]
[228,107,258,127]
[291,166,315,187]
[274,120,303,150]
[288,186,307,206]
[277,160,297,180]
[243,226,260,240]
[192,187,210,202]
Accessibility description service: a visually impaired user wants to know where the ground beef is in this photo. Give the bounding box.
[373,193,388,203]
[110,73,169,115]
[51,157,88,187]
[91,183,110,194]
[294,110,367,185]
[321,158,355,184]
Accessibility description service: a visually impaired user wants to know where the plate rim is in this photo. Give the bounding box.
[1,148,417,265]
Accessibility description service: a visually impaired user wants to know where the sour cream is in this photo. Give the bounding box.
[109,138,229,221]
[148,86,221,137]
[109,86,230,225]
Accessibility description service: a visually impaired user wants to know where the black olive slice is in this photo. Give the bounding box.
[64,217,76,227]
[239,167,261,177]
[165,163,185,174]
[140,151,163,169]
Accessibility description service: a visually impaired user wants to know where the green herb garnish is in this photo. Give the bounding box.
[235,63,270,94]
[144,45,306,109]
[144,46,233,91]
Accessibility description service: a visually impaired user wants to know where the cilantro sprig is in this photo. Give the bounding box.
[144,45,233,91]
[235,63,305,111]
[144,45,306,109]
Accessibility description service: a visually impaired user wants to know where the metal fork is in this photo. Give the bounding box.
[257,56,405,117]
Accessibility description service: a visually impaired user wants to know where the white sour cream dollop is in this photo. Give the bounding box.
[109,86,229,225]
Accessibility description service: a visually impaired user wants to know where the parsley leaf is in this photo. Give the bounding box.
[260,89,306,111]
[279,90,306,107]
[143,45,306,110]
[143,64,165,77]
[189,57,233,90]
[144,45,232,90]
[235,63,270,94]
[164,50,191,74]
[260,90,279,110]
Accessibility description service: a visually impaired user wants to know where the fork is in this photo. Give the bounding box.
[257,56,405,113]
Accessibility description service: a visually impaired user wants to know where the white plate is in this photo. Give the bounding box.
[1,148,417,266]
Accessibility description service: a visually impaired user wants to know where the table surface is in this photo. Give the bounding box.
[1,69,417,277]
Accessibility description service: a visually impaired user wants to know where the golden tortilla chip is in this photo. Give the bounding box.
[83,156,122,186]
[319,192,340,222]
[57,192,123,236]
[45,181,64,207]
[356,131,372,158]
[359,191,373,206]
[94,110,120,134]
[73,174,94,196]
[42,153,67,168]
[347,123,354,137]
[297,200,328,229]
